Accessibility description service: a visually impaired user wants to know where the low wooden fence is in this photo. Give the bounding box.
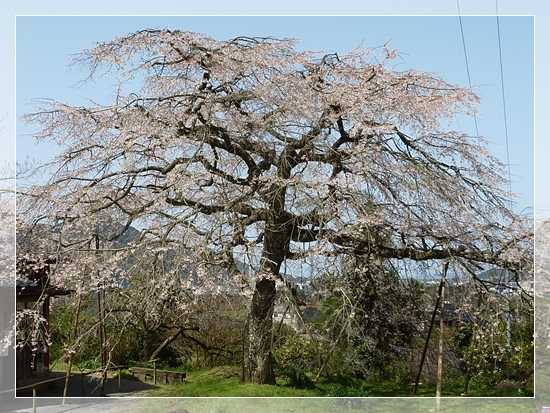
[129,366,186,384]
[2,359,182,413]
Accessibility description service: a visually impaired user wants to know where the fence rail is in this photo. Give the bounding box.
[2,359,161,413]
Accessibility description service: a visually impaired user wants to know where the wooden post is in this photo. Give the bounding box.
[32,386,37,413]
[118,368,122,391]
[62,356,73,405]
[413,276,446,394]
[64,291,83,404]
[42,296,51,373]
[95,234,107,397]
[436,261,449,411]
[153,361,157,385]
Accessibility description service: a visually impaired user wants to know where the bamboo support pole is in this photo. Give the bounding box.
[436,261,449,411]
[32,386,37,413]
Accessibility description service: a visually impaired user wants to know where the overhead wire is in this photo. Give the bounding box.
[495,0,514,206]
[456,0,480,140]
[457,0,514,209]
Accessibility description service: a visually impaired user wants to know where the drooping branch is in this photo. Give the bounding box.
[329,229,532,270]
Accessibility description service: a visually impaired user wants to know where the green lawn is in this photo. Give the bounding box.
[130,365,530,398]
[50,362,543,413]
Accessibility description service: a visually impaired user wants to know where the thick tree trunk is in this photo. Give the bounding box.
[242,276,277,384]
[242,212,288,384]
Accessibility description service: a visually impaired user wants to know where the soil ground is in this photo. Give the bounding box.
[1,372,158,413]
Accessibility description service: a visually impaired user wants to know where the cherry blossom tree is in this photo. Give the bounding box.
[0,207,14,363]
[535,220,550,383]
[0,163,15,359]
[18,29,532,384]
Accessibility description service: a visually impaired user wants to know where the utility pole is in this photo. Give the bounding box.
[436,261,449,411]
[413,276,444,394]
[96,233,107,396]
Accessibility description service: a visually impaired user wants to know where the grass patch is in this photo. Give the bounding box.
[141,366,327,397]
[133,365,531,398]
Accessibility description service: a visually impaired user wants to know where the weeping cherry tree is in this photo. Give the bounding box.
[18,29,532,384]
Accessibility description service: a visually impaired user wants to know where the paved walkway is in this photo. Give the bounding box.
[15,371,159,398]
[2,373,159,413]
[0,398,145,413]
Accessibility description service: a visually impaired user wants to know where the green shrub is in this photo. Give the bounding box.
[76,358,100,371]
[325,383,368,397]
[274,333,319,388]
[280,366,315,389]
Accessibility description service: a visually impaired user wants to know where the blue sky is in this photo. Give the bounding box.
[1,1,544,218]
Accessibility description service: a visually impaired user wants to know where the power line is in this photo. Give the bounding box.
[457,0,514,208]
[495,0,514,204]
[456,0,480,140]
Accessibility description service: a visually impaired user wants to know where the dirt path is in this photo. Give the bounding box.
[3,373,160,412]
[16,371,159,398]
[1,397,149,413]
